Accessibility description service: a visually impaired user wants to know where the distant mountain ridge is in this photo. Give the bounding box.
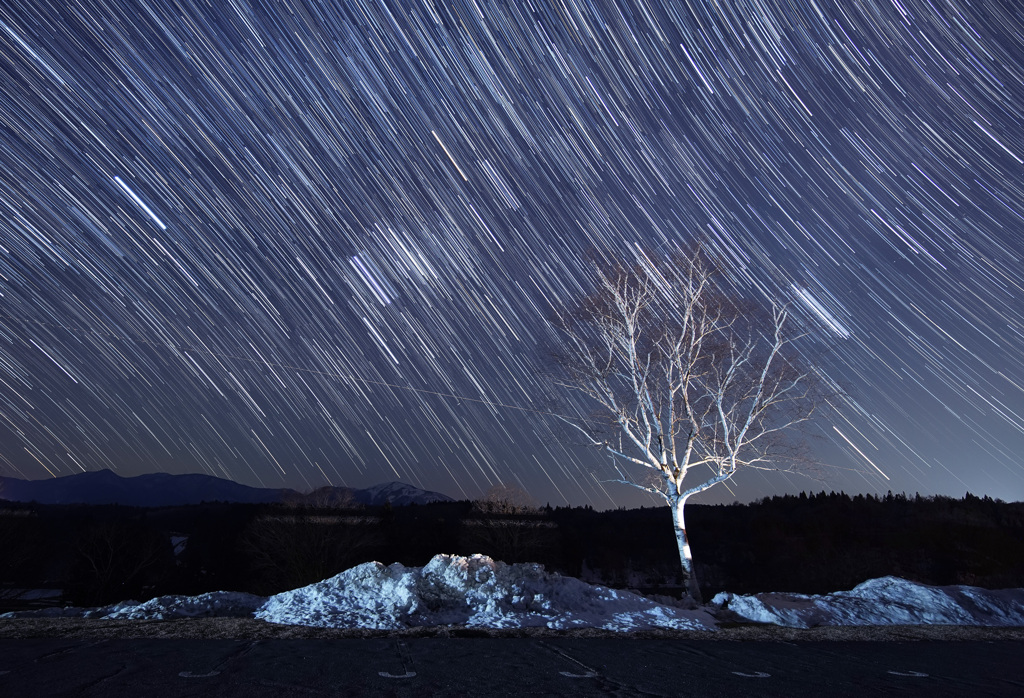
[0,469,454,507]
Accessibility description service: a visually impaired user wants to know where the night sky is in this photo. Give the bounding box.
[1,0,1023,507]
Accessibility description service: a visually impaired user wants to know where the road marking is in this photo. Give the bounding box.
[888,670,929,677]
[379,639,417,679]
[538,639,601,680]
[178,640,259,680]
[733,671,771,678]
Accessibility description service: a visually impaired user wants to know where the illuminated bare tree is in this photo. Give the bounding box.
[549,248,817,602]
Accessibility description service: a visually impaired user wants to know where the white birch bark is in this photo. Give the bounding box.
[671,494,701,603]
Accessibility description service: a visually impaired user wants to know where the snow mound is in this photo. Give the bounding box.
[6,566,1022,631]
[93,591,265,620]
[0,591,264,620]
[255,553,714,631]
[712,576,1024,628]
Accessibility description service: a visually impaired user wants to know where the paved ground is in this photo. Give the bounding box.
[3,637,1023,696]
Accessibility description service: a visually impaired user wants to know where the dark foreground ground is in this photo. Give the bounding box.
[2,633,1023,697]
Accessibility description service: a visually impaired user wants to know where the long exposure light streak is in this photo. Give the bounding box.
[0,0,1022,505]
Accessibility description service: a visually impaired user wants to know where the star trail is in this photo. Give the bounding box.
[1,0,1023,506]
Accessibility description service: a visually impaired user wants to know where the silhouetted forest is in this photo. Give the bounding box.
[1,491,1022,609]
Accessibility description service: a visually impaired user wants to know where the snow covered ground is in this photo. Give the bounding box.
[712,576,1024,628]
[1,590,265,621]
[3,554,1023,631]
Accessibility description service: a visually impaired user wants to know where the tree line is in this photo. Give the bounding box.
[1,490,1021,609]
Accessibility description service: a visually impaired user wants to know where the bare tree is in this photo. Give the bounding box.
[69,519,171,605]
[241,490,380,594]
[473,484,539,515]
[548,247,817,602]
[461,484,556,563]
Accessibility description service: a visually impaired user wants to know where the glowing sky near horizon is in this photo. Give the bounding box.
[1,0,1023,506]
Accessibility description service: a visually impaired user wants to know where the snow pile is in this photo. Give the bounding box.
[4,560,1023,631]
[0,591,264,620]
[712,576,1024,628]
[256,554,714,631]
[94,591,265,620]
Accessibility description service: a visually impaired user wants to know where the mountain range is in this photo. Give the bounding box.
[0,469,454,508]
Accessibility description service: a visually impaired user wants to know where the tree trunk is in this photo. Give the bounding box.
[672,497,702,603]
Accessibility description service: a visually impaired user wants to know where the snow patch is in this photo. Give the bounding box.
[711,576,1024,628]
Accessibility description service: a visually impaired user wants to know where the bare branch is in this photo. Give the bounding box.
[599,477,671,503]
[544,244,823,601]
